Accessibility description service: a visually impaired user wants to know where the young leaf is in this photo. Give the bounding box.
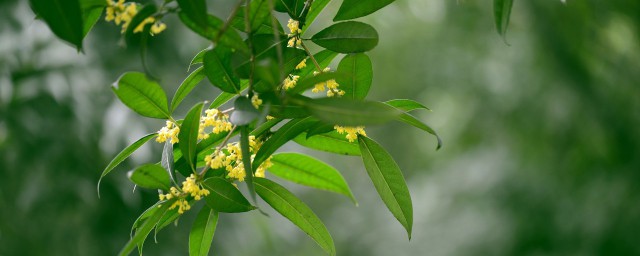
[189,48,209,71]
[202,177,255,212]
[293,131,360,156]
[301,97,402,126]
[112,72,171,119]
[385,99,430,112]
[252,117,315,170]
[311,21,379,53]
[80,0,105,37]
[161,140,177,184]
[127,164,171,191]
[396,113,443,150]
[301,0,331,34]
[334,0,394,21]
[189,207,218,256]
[171,66,206,112]
[119,202,171,256]
[177,0,208,29]
[204,47,242,94]
[98,133,157,195]
[230,96,260,126]
[254,178,336,256]
[29,0,84,50]
[179,102,204,173]
[358,136,412,239]
[336,53,372,100]
[494,0,514,40]
[269,153,356,203]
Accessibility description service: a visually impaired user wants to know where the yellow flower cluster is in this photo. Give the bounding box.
[204,136,272,182]
[312,68,345,97]
[105,0,166,35]
[296,59,307,70]
[335,125,367,142]
[287,19,302,48]
[198,109,233,140]
[159,174,210,214]
[251,95,263,109]
[156,120,180,144]
[283,75,300,90]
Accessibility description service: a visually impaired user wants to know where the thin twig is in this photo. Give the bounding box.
[214,0,245,45]
[300,41,322,71]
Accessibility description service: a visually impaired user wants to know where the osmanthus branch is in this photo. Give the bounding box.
[300,40,323,72]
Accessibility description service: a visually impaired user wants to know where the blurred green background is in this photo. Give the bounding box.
[2,0,639,255]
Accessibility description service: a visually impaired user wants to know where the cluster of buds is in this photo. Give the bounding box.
[204,136,272,182]
[105,0,166,35]
[159,174,210,214]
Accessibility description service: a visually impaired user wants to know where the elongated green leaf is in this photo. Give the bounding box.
[230,96,260,126]
[161,141,178,185]
[305,121,335,138]
[251,117,282,136]
[358,136,412,238]
[189,207,218,256]
[202,177,255,212]
[30,0,84,49]
[239,126,257,203]
[253,117,315,170]
[275,0,306,19]
[177,0,208,29]
[311,21,379,53]
[112,72,171,119]
[301,97,401,126]
[171,67,206,112]
[128,164,171,190]
[209,80,248,109]
[294,131,360,156]
[232,6,284,35]
[494,0,514,40]
[396,113,442,150]
[334,0,394,21]
[98,133,157,195]
[385,99,430,112]
[119,202,171,256]
[80,0,105,36]
[189,48,209,71]
[254,178,335,256]
[179,102,204,172]
[270,153,356,203]
[204,47,241,94]
[179,13,248,53]
[337,53,372,100]
[301,0,331,34]
[249,0,271,32]
[130,201,162,237]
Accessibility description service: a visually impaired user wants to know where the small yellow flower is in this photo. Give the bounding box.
[334,125,366,142]
[134,17,155,33]
[156,120,180,144]
[159,174,209,214]
[283,75,299,90]
[295,59,307,70]
[251,94,263,109]
[287,19,301,35]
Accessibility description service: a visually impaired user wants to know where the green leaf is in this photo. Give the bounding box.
[493,0,514,40]
[358,136,412,239]
[239,126,257,203]
[254,178,336,256]
[270,153,356,203]
[295,50,338,81]
[119,201,171,256]
[253,117,315,170]
[179,13,248,53]
[302,0,331,34]
[385,99,430,112]
[127,164,171,191]
[30,0,84,50]
[311,21,379,53]
[209,80,248,109]
[179,102,204,173]
[395,113,443,150]
[232,6,284,35]
[161,141,178,184]
[275,0,306,19]
[112,72,171,119]
[301,97,401,126]
[98,133,157,195]
[189,207,218,256]
[80,0,105,37]
[177,0,208,29]
[248,0,272,32]
[202,177,255,212]
[251,117,282,137]
[230,96,260,126]
[189,48,209,71]
[305,121,335,138]
[294,131,360,156]
[204,47,242,94]
[288,72,351,94]
[334,0,394,21]
[336,53,372,100]
[171,67,206,112]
